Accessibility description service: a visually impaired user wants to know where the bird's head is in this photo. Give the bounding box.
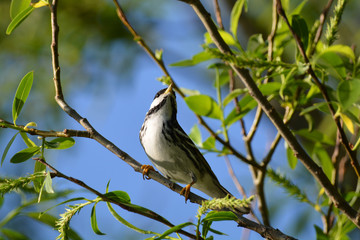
[147,83,177,121]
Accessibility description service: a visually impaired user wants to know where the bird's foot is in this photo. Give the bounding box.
[141,165,155,180]
[180,183,194,203]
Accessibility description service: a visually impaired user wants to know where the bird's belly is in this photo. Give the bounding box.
[141,127,194,184]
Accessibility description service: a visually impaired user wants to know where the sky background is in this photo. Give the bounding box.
[1,0,359,239]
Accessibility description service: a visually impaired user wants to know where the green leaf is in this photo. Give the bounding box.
[34,156,46,193]
[291,15,309,51]
[222,88,246,107]
[44,171,54,194]
[313,143,333,180]
[91,203,106,235]
[205,30,241,49]
[224,95,257,126]
[154,222,194,240]
[202,136,216,151]
[286,142,298,169]
[103,191,131,204]
[1,228,29,240]
[20,131,37,147]
[106,202,156,235]
[230,0,247,38]
[10,0,31,19]
[322,44,355,63]
[6,6,34,35]
[170,51,215,67]
[185,95,222,119]
[203,211,238,222]
[314,224,329,240]
[189,124,202,146]
[12,71,34,124]
[337,79,360,110]
[10,146,40,164]
[45,137,76,150]
[315,52,346,80]
[295,129,335,145]
[1,132,19,166]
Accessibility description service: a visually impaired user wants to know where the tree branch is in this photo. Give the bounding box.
[33,158,199,240]
[178,0,360,228]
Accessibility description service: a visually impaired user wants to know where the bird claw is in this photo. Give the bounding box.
[180,184,192,203]
[141,165,155,180]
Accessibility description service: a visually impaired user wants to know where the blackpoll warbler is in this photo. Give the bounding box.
[140,84,249,214]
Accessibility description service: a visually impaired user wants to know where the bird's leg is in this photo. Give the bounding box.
[180,174,197,202]
[141,165,155,180]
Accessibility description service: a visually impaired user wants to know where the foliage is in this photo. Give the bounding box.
[1,0,360,239]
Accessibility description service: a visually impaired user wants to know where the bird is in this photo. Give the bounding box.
[139,83,249,214]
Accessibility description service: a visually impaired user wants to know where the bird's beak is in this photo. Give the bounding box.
[165,83,174,94]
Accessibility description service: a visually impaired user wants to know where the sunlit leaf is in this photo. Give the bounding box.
[286,142,298,169]
[10,0,31,19]
[12,71,34,124]
[340,113,354,134]
[222,88,246,107]
[230,0,247,38]
[104,191,131,204]
[91,203,106,235]
[322,44,355,63]
[45,137,75,150]
[44,171,54,193]
[106,202,156,235]
[185,95,222,119]
[20,131,37,147]
[203,211,237,222]
[189,124,202,146]
[154,222,194,240]
[6,6,34,35]
[170,51,215,67]
[1,132,19,166]
[32,0,49,8]
[10,146,40,164]
[202,136,216,151]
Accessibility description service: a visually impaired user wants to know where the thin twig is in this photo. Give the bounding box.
[213,0,223,29]
[0,118,90,138]
[177,0,360,228]
[309,0,334,56]
[33,158,199,240]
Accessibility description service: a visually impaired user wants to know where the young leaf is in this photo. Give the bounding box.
[12,71,34,124]
[6,6,34,35]
[189,124,202,146]
[10,146,40,164]
[291,15,309,51]
[222,88,246,107]
[1,132,19,166]
[104,191,131,204]
[185,95,222,119]
[1,228,30,240]
[44,171,54,194]
[337,79,360,110]
[45,137,76,150]
[170,51,215,67]
[313,143,333,180]
[91,203,106,235]
[202,136,216,151]
[202,211,238,222]
[154,222,194,240]
[106,202,156,234]
[10,0,31,19]
[286,142,298,169]
[295,129,335,145]
[20,132,37,147]
[230,0,247,38]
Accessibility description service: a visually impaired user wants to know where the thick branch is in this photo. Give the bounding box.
[179,0,360,228]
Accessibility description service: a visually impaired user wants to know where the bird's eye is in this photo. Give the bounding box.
[154,88,167,99]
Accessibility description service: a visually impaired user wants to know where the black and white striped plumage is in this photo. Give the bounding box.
[139,84,238,201]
